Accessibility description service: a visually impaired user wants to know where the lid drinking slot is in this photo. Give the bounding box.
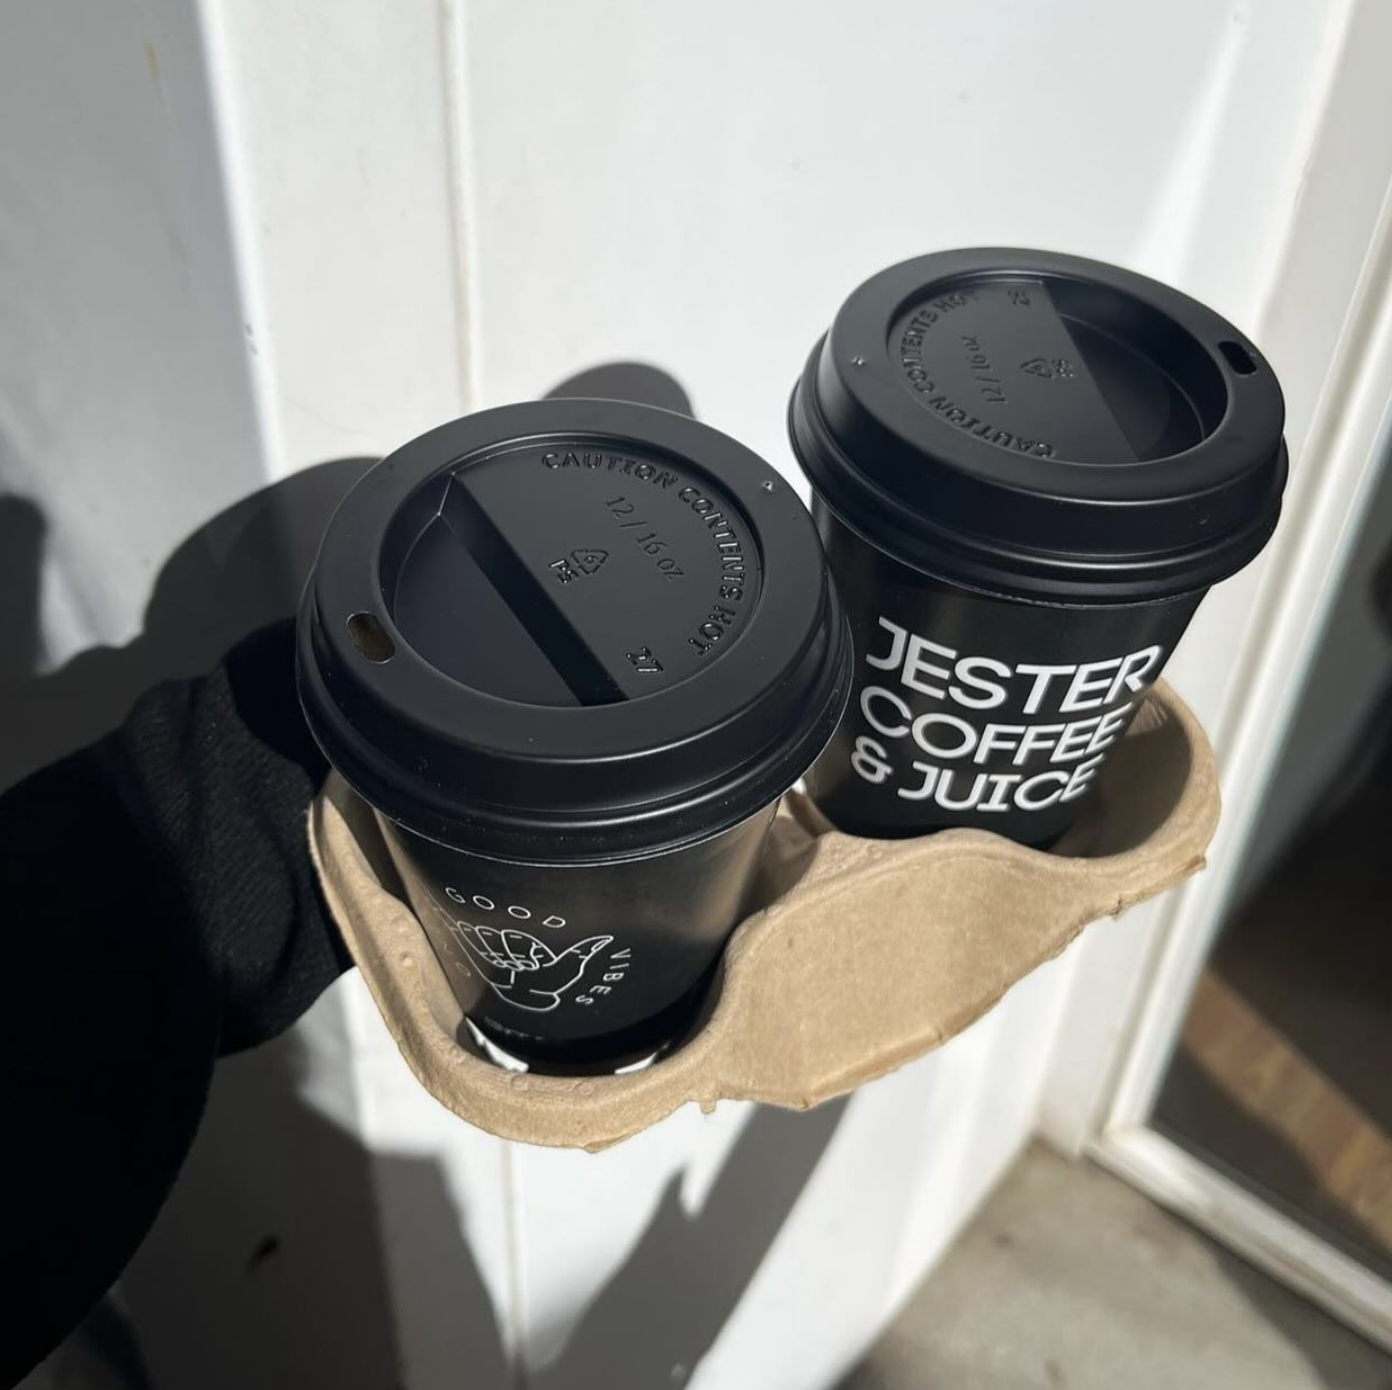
[439,475,627,706]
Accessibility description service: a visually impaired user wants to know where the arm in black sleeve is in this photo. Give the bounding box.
[0,619,349,1385]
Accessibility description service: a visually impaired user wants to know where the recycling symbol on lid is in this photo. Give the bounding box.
[547,548,610,585]
[571,548,608,574]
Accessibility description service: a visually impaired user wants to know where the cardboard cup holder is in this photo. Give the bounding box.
[310,680,1218,1151]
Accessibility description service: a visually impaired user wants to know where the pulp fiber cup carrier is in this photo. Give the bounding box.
[790,248,1288,845]
[298,400,851,1071]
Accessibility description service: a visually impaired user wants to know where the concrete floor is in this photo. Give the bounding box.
[842,1144,1392,1390]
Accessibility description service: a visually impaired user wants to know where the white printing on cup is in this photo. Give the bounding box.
[422,885,632,1013]
[849,615,1164,815]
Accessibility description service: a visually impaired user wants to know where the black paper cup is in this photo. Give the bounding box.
[789,249,1287,845]
[298,400,851,1070]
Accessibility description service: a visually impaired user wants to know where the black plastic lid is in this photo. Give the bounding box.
[790,248,1289,603]
[297,400,852,864]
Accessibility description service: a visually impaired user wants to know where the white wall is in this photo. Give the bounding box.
[0,0,261,659]
[457,0,1332,471]
[1,1,1364,1386]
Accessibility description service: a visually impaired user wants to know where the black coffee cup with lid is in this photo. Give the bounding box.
[790,249,1287,845]
[299,400,851,1071]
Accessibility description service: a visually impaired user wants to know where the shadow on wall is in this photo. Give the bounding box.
[0,494,44,683]
[8,363,846,1390]
[0,456,375,791]
[533,1098,850,1390]
[0,361,691,792]
[118,1026,506,1390]
[122,1031,846,1390]
[546,361,694,416]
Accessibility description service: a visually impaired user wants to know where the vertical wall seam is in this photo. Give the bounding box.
[435,16,519,1372]
[438,0,480,415]
[189,0,287,478]
[500,1142,529,1388]
[1131,8,1250,286]
[1246,0,1362,346]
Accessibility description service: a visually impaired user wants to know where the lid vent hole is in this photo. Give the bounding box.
[1218,340,1257,375]
[347,612,396,663]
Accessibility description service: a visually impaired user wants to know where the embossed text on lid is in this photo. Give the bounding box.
[389,445,763,707]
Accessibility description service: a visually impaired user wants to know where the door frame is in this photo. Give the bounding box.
[1098,293,1392,1345]
[1041,0,1392,1344]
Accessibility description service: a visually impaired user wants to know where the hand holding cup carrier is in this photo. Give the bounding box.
[299,250,1287,1072]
